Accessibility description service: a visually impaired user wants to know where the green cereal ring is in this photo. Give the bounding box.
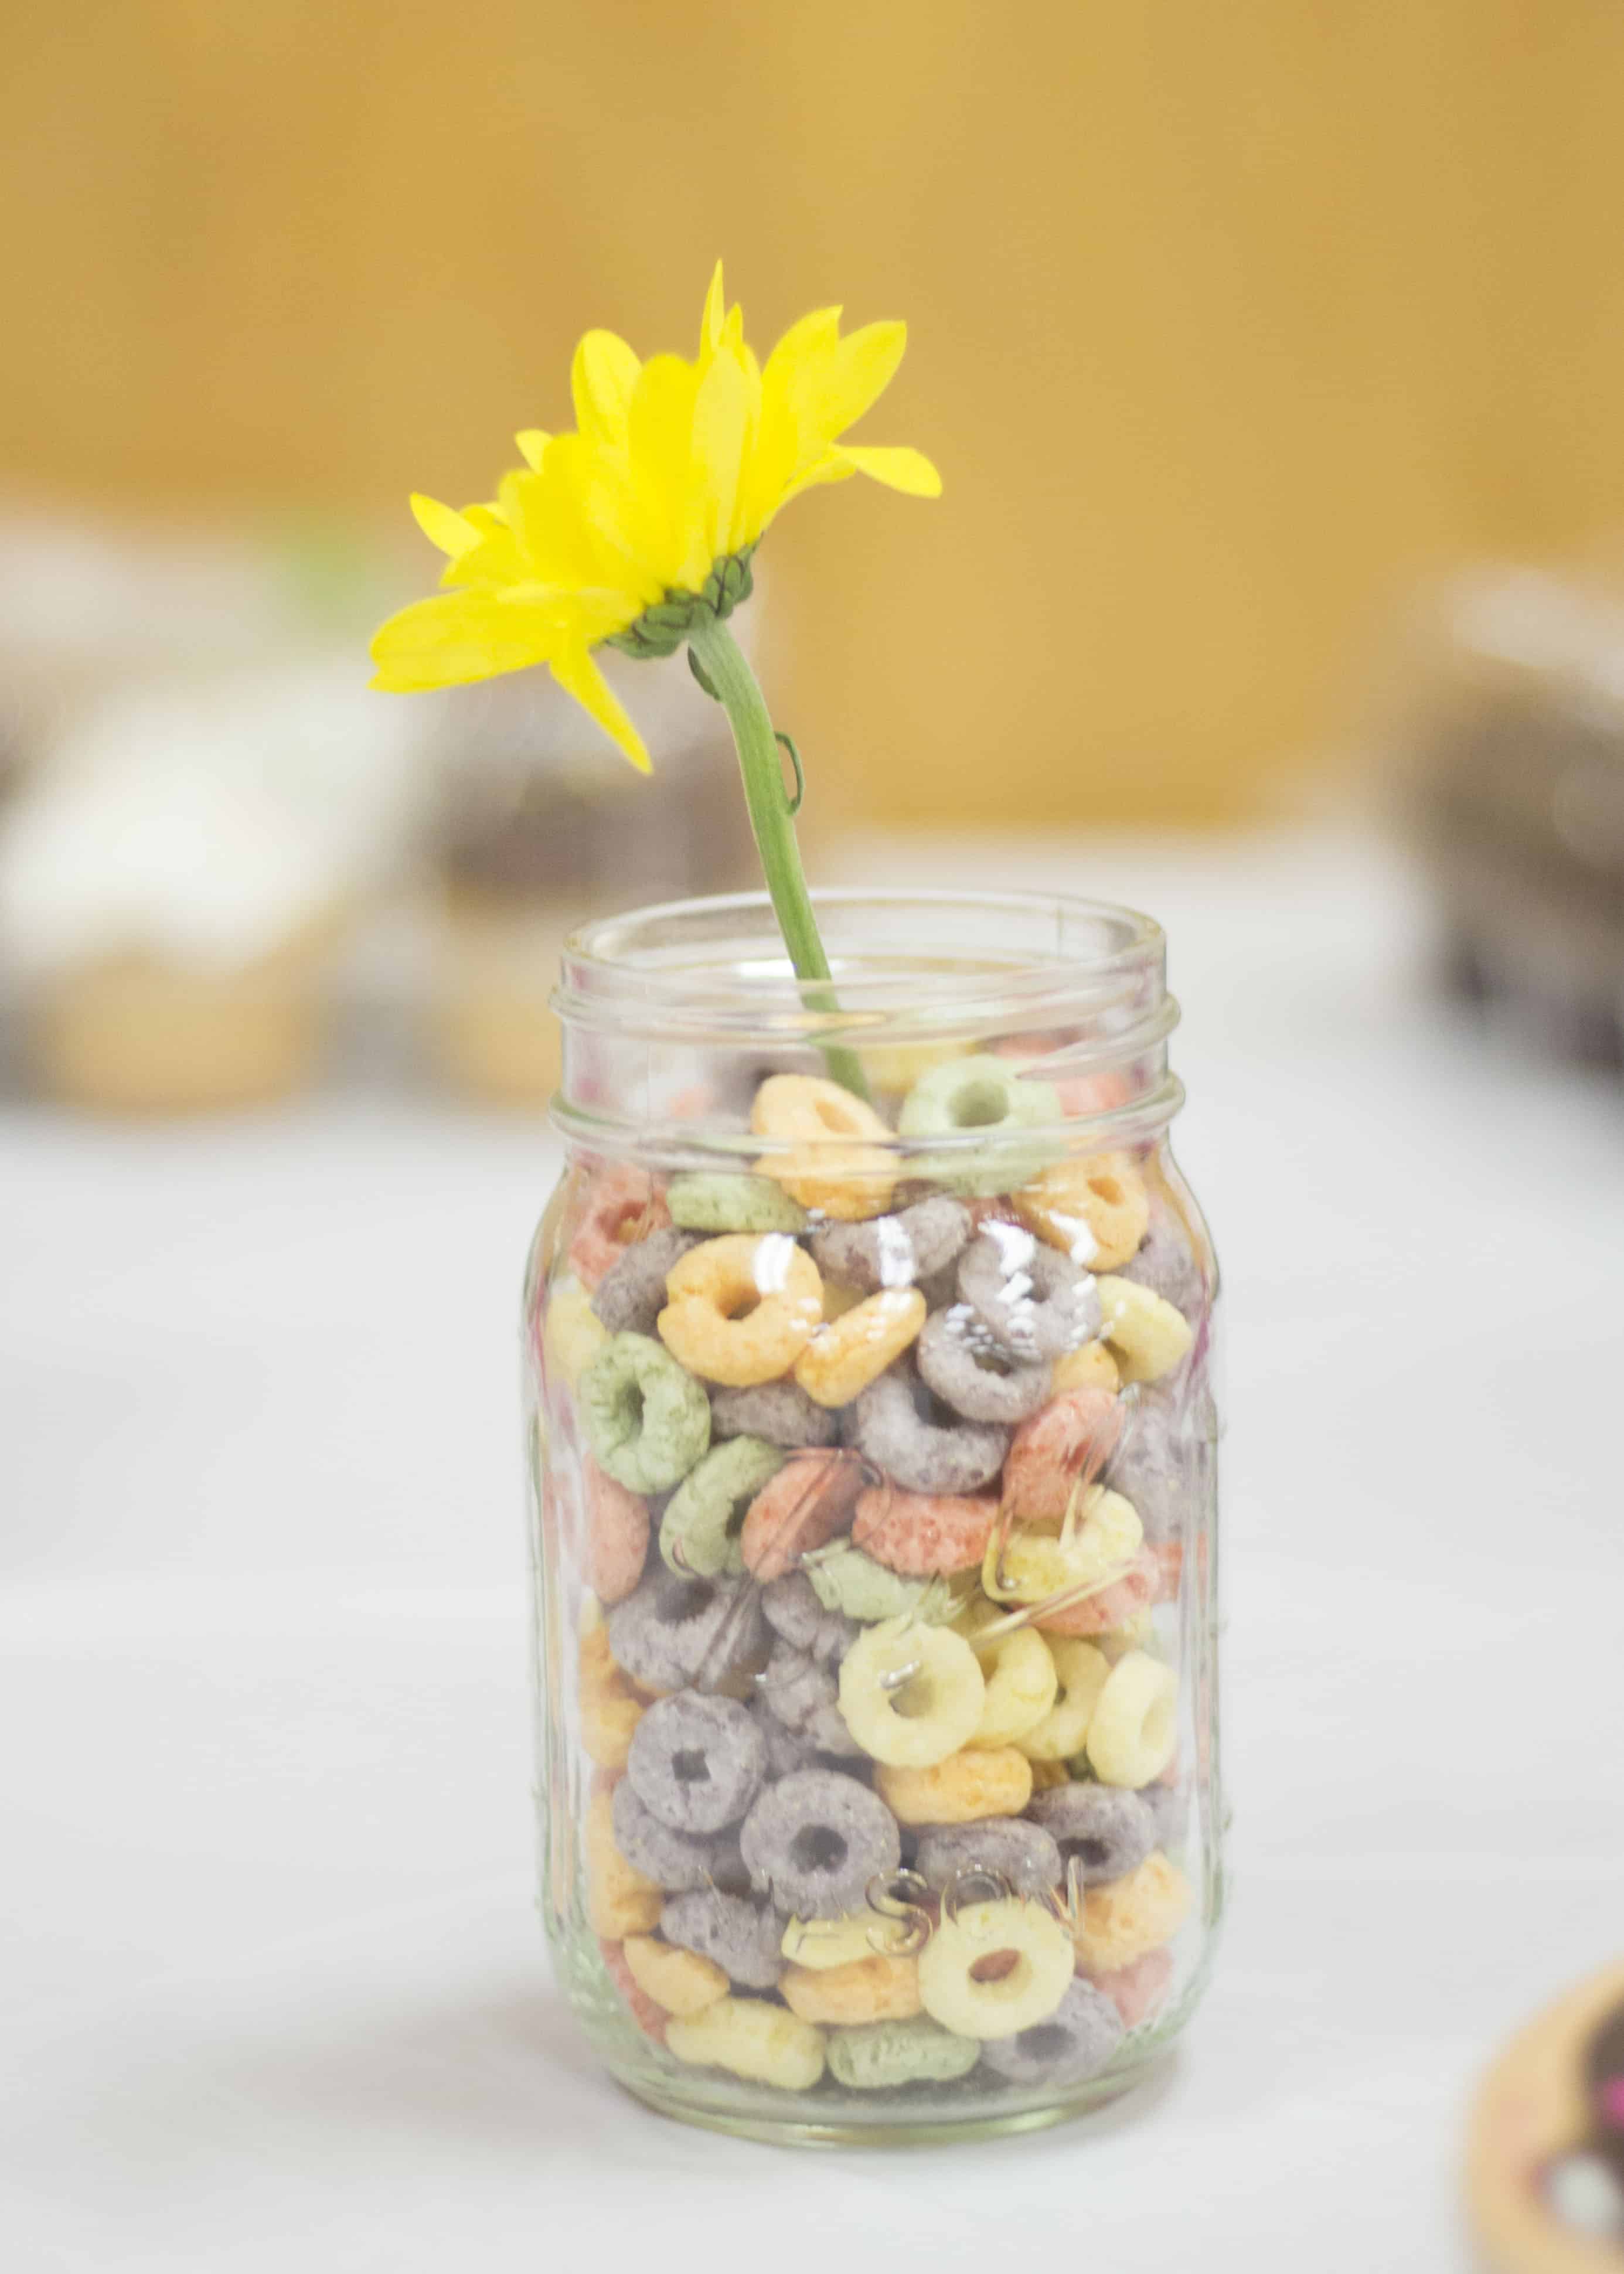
[804,1544,962,1626]
[667,1173,809,1235]
[826,2014,980,2090]
[659,1436,785,1578]
[897,1056,1065,1197]
[579,1332,711,1495]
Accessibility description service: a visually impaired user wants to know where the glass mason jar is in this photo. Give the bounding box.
[525,889,1223,2145]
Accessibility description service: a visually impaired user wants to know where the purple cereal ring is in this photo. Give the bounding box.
[590,1227,699,1336]
[627,1689,767,1834]
[1027,1784,1156,1885]
[757,1639,866,1758]
[811,1196,972,1294]
[1104,1391,1191,1547]
[1121,1214,1207,1318]
[760,1571,859,1666]
[739,1768,903,1918]
[660,1887,784,1990]
[958,1224,1099,1361]
[611,1776,736,1892]
[710,1379,840,1451]
[979,1977,1124,2086]
[914,1817,1064,1901]
[915,1304,1053,1424]
[849,1363,1010,1495]
[605,1569,767,1694]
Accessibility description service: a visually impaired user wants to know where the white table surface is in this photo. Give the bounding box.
[2,828,1620,2272]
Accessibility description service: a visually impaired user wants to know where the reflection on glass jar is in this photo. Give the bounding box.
[524,890,1223,2144]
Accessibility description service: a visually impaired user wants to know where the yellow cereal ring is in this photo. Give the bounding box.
[664,1995,826,2090]
[621,1934,729,2017]
[1051,1339,1121,1395]
[585,1787,663,1937]
[794,1286,926,1408]
[1017,1637,1111,1761]
[1014,1153,1150,1271]
[1095,1613,1155,1663]
[837,1617,986,1766]
[543,1275,610,1391]
[578,1622,645,1771]
[860,1039,970,1096]
[781,1908,915,1969]
[916,1895,1075,2039]
[982,1487,1143,1605]
[656,1234,823,1388]
[1073,1851,1191,1973]
[956,1605,1058,1747]
[876,1745,1034,1825]
[780,1952,922,2024]
[1085,1649,1179,1787]
[1095,1275,1194,1384]
[751,1074,898,1221]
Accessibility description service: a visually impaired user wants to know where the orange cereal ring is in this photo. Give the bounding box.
[579,1621,646,1771]
[740,1449,866,1581]
[875,1745,1033,1826]
[794,1288,925,1408]
[750,1074,898,1221]
[568,1166,670,1290]
[1072,1851,1191,1975]
[851,1485,997,1577]
[1002,1388,1124,1524]
[1014,1153,1149,1272]
[585,1786,663,1937]
[779,1953,922,2026]
[1082,1944,1174,2030]
[1033,1547,1163,1638]
[598,1935,668,2044]
[656,1234,822,1388]
[584,1461,651,1604]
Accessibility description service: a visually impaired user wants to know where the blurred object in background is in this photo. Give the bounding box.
[1392,561,1624,1073]
[422,625,758,1110]
[0,514,431,1114]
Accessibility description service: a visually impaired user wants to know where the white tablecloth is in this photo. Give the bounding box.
[3,829,1620,2271]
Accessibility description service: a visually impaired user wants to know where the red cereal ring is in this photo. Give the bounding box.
[1082,1944,1174,2030]
[852,1485,999,1577]
[740,1449,866,1582]
[568,1166,670,1290]
[1002,1388,1125,1523]
[1032,1547,1162,1636]
[585,1461,651,1604]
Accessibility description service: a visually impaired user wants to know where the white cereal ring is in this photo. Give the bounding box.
[621,1934,730,2017]
[956,1606,1058,1748]
[916,1895,1075,2040]
[794,1287,926,1408]
[1013,1153,1150,1272]
[656,1234,823,1387]
[664,1995,827,2090]
[543,1276,610,1392]
[1085,1649,1179,1787]
[1095,1275,1194,1384]
[981,1486,1144,1608]
[751,1074,898,1221]
[837,1616,986,1766]
[1017,1637,1112,1761]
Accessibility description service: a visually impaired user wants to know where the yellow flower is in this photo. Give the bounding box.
[369,263,940,771]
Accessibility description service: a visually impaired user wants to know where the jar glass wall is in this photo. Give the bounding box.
[524,891,1222,2144]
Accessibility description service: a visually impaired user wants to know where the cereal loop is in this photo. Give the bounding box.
[1072,1852,1192,1975]
[780,1953,922,2026]
[599,1936,668,2044]
[915,1895,1075,2039]
[583,1462,650,1605]
[960,1616,1057,1748]
[837,1618,986,1766]
[1013,1153,1150,1272]
[852,1485,997,1577]
[585,1786,663,1938]
[794,1287,927,1408]
[1085,1649,1180,1788]
[1002,1388,1124,1523]
[740,1449,867,1582]
[657,1234,822,1388]
[825,2016,981,2089]
[578,1621,646,1771]
[568,1165,670,1289]
[1050,1340,1121,1395]
[982,1487,1144,1608]
[664,1996,827,2091]
[751,1074,898,1221]
[1035,1548,1164,1638]
[543,1277,610,1392]
[876,1745,1034,1825]
[621,1933,730,2018]
[781,1910,914,1970]
[1017,1637,1111,1760]
[1095,1276,1195,1385]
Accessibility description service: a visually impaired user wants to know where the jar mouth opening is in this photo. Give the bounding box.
[554,887,1167,1046]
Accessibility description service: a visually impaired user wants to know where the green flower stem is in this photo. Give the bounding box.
[685,616,870,1101]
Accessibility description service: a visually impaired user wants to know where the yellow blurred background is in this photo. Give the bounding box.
[6,0,1624,825]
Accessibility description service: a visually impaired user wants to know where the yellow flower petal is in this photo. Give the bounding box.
[370,590,571,690]
[410,493,484,559]
[571,330,642,449]
[691,349,752,571]
[812,321,908,440]
[515,428,550,471]
[550,644,651,773]
[833,443,943,497]
[700,258,727,355]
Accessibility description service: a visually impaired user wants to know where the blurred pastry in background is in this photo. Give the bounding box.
[1394,564,1624,1071]
[0,658,427,1114]
[1468,1956,1624,2272]
[424,640,755,1108]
